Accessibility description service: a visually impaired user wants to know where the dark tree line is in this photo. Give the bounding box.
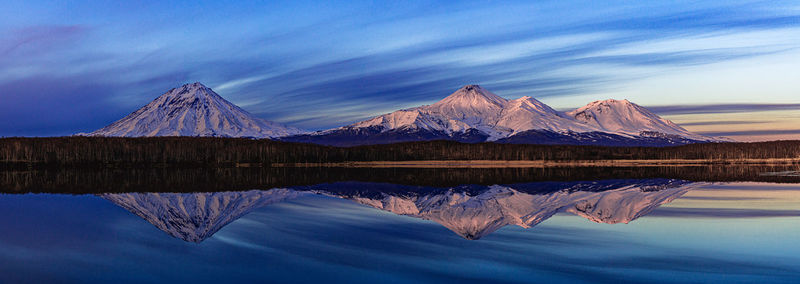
[2,165,798,194]
[1,137,800,167]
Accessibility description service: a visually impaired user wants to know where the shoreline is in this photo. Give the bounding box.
[3,158,798,170]
[272,158,800,168]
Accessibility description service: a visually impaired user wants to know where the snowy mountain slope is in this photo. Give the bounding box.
[495,96,598,135]
[282,84,721,146]
[346,84,598,140]
[88,82,305,138]
[426,84,508,125]
[345,85,509,139]
[102,189,306,242]
[567,99,708,140]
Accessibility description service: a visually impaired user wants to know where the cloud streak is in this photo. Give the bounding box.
[650,207,800,218]
[0,25,86,57]
[650,104,800,115]
[678,120,772,126]
[698,129,800,137]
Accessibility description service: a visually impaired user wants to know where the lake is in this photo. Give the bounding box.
[1,167,799,283]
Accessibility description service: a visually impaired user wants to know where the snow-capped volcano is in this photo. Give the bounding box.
[88,82,305,138]
[427,84,507,123]
[282,84,722,146]
[345,84,596,139]
[346,85,509,139]
[567,99,707,140]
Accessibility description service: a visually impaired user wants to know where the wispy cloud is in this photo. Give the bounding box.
[650,104,800,115]
[650,207,800,218]
[0,25,86,57]
[679,120,772,126]
[698,129,800,137]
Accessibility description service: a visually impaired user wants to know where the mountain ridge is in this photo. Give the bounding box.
[283,84,726,146]
[86,82,727,146]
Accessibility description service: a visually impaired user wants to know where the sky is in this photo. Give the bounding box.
[1,0,799,141]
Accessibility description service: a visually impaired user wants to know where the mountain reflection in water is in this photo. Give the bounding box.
[101,179,692,242]
[101,189,306,243]
[2,171,800,284]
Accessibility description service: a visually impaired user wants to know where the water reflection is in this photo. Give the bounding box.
[101,189,307,242]
[102,179,693,242]
[2,178,800,283]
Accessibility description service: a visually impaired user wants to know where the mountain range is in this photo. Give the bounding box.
[87,82,726,146]
[102,179,693,242]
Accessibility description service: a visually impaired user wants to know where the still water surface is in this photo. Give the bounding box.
[1,172,799,283]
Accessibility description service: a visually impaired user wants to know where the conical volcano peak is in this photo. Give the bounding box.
[172,81,207,89]
[88,82,306,138]
[461,84,482,91]
[427,85,508,121]
[161,82,217,100]
[166,82,208,92]
[436,84,507,106]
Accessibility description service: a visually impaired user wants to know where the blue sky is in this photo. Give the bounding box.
[1,0,799,140]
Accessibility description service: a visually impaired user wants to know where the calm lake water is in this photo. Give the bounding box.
[1,168,799,283]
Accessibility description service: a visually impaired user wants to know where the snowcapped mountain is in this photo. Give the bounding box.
[335,85,595,140]
[88,82,305,138]
[282,84,723,146]
[342,85,514,140]
[87,82,723,145]
[567,99,708,140]
[102,189,306,242]
[495,96,597,135]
